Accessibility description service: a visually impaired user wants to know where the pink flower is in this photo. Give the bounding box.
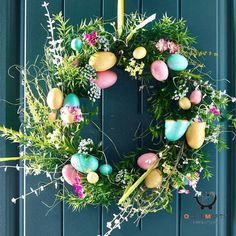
[178,189,190,194]
[167,41,179,54]
[208,106,220,116]
[60,105,84,124]
[155,38,168,52]
[73,176,84,198]
[83,31,97,46]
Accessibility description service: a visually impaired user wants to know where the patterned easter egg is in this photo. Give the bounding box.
[87,172,99,184]
[133,47,147,59]
[167,54,188,71]
[71,153,99,173]
[99,164,113,176]
[95,70,117,89]
[63,93,80,107]
[89,52,117,71]
[71,38,83,51]
[190,89,202,105]
[62,164,81,186]
[179,97,191,110]
[145,169,163,189]
[137,153,158,170]
[47,88,64,110]
[150,60,169,81]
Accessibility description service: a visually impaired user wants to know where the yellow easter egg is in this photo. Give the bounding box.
[145,169,163,189]
[47,88,64,110]
[89,52,117,71]
[87,172,99,184]
[179,97,191,110]
[186,122,206,149]
[48,112,57,122]
[133,46,147,60]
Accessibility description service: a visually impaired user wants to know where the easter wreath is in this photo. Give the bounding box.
[1,1,236,235]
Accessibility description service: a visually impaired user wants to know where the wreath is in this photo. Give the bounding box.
[1,1,236,235]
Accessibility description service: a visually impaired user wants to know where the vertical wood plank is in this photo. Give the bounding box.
[21,1,64,236]
[63,1,102,236]
[181,1,218,236]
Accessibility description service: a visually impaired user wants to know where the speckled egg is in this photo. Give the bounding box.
[167,54,188,71]
[62,164,81,186]
[71,38,83,51]
[133,47,147,59]
[47,88,64,110]
[89,52,117,71]
[95,70,117,89]
[150,60,169,81]
[71,153,99,173]
[137,153,158,170]
[145,169,163,189]
[87,172,99,184]
[99,164,113,176]
[63,93,80,107]
[179,97,191,110]
[190,89,202,105]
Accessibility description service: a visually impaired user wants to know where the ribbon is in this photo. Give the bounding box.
[117,0,124,37]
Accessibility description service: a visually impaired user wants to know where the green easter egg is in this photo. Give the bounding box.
[71,38,83,51]
[99,164,113,176]
[167,54,188,71]
[63,93,80,107]
[71,153,98,173]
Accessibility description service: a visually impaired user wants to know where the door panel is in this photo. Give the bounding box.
[15,0,231,236]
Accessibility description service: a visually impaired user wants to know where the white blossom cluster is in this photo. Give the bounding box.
[78,138,94,154]
[88,83,101,102]
[205,125,221,144]
[115,169,128,188]
[47,129,62,149]
[172,79,189,100]
[96,36,110,51]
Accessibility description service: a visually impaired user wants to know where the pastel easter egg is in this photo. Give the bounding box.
[71,38,83,51]
[87,172,99,184]
[61,113,75,124]
[89,52,117,71]
[62,164,81,186]
[95,70,117,89]
[48,112,57,122]
[190,89,202,105]
[63,93,80,107]
[179,97,191,110]
[71,153,99,173]
[167,54,188,71]
[47,88,64,110]
[137,153,158,170]
[186,122,206,149]
[150,60,169,81]
[165,120,190,141]
[145,169,163,189]
[133,47,147,59]
[99,164,113,176]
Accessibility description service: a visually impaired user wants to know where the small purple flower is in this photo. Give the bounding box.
[167,41,179,54]
[208,106,220,116]
[178,189,190,194]
[155,38,168,52]
[83,31,97,46]
[73,176,84,199]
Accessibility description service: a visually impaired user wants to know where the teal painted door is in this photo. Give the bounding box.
[0,0,235,236]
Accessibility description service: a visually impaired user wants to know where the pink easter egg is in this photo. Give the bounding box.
[150,60,169,81]
[62,164,81,186]
[94,70,117,89]
[190,89,202,105]
[137,153,158,170]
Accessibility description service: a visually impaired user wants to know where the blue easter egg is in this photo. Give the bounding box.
[165,120,190,141]
[99,164,113,176]
[63,93,80,107]
[71,153,98,173]
[183,178,189,185]
[167,54,188,71]
[71,38,83,51]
